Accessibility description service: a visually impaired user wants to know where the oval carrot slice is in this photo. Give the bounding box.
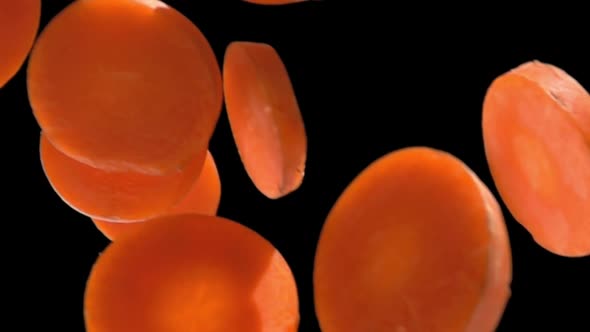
[482,60,590,257]
[40,134,205,221]
[313,147,512,332]
[84,214,300,332]
[223,41,307,199]
[0,0,40,87]
[27,0,222,175]
[92,150,222,240]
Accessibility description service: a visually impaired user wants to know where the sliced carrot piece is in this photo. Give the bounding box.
[482,60,590,257]
[313,147,512,332]
[27,0,222,175]
[84,214,299,332]
[0,0,40,87]
[223,41,307,199]
[92,150,222,240]
[40,134,205,221]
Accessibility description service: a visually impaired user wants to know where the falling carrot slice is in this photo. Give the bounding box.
[84,214,300,332]
[40,134,205,222]
[92,150,222,240]
[482,60,590,257]
[27,0,222,175]
[0,0,41,87]
[223,41,307,199]
[313,147,512,332]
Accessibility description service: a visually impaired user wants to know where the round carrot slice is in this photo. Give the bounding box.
[84,214,300,332]
[92,150,222,240]
[313,147,512,332]
[223,41,307,199]
[0,0,40,88]
[27,0,222,175]
[482,60,590,257]
[40,134,205,221]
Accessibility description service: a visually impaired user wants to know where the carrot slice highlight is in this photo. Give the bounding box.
[92,150,222,240]
[84,214,300,332]
[0,0,40,88]
[40,133,205,221]
[27,0,222,175]
[482,60,590,257]
[313,147,512,332]
[223,41,307,199]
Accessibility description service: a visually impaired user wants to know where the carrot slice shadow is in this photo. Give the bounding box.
[223,41,307,199]
[84,214,299,332]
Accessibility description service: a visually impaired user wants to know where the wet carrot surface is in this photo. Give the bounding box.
[40,134,205,222]
[313,147,512,332]
[84,214,299,332]
[92,150,222,240]
[482,60,590,257]
[223,41,306,199]
[0,0,41,87]
[27,0,222,175]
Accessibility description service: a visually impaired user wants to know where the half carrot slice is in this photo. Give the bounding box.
[0,0,40,88]
[223,41,307,199]
[313,146,512,332]
[27,0,222,175]
[40,134,205,221]
[84,214,299,332]
[482,60,590,257]
[92,150,222,240]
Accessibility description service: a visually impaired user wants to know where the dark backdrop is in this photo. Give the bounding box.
[5,1,590,331]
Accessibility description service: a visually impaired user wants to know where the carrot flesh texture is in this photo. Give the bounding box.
[40,134,205,221]
[27,0,222,175]
[84,214,299,332]
[92,150,222,240]
[0,0,40,88]
[313,147,512,332]
[223,41,307,199]
[482,61,590,257]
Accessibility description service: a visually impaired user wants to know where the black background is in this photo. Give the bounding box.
[5,1,590,331]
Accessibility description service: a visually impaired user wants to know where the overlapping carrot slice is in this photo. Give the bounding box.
[27,0,222,175]
[93,150,222,240]
[84,214,299,332]
[40,134,205,221]
[313,147,512,332]
[0,0,40,87]
[223,41,307,199]
[482,60,590,257]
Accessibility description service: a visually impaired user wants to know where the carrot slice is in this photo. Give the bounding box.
[40,134,205,221]
[482,60,590,257]
[84,214,299,332]
[223,41,306,199]
[0,0,40,87]
[27,0,222,175]
[92,150,222,240]
[313,147,512,332]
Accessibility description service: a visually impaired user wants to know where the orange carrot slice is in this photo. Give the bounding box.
[482,60,590,257]
[0,0,40,87]
[40,134,205,221]
[84,214,300,332]
[92,150,222,240]
[223,41,306,199]
[313,147,512,332]
[27,0,222,175]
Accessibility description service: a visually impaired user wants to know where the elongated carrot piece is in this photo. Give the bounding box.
[40,134,205,221]
[223,41,306,199]
[92,150,222,240]
[242,0,308,5]
[84,214,299,332]
[313,147,512,332]
[0,0,40,88]
[27,0,222,175]
[482,60,590,257]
